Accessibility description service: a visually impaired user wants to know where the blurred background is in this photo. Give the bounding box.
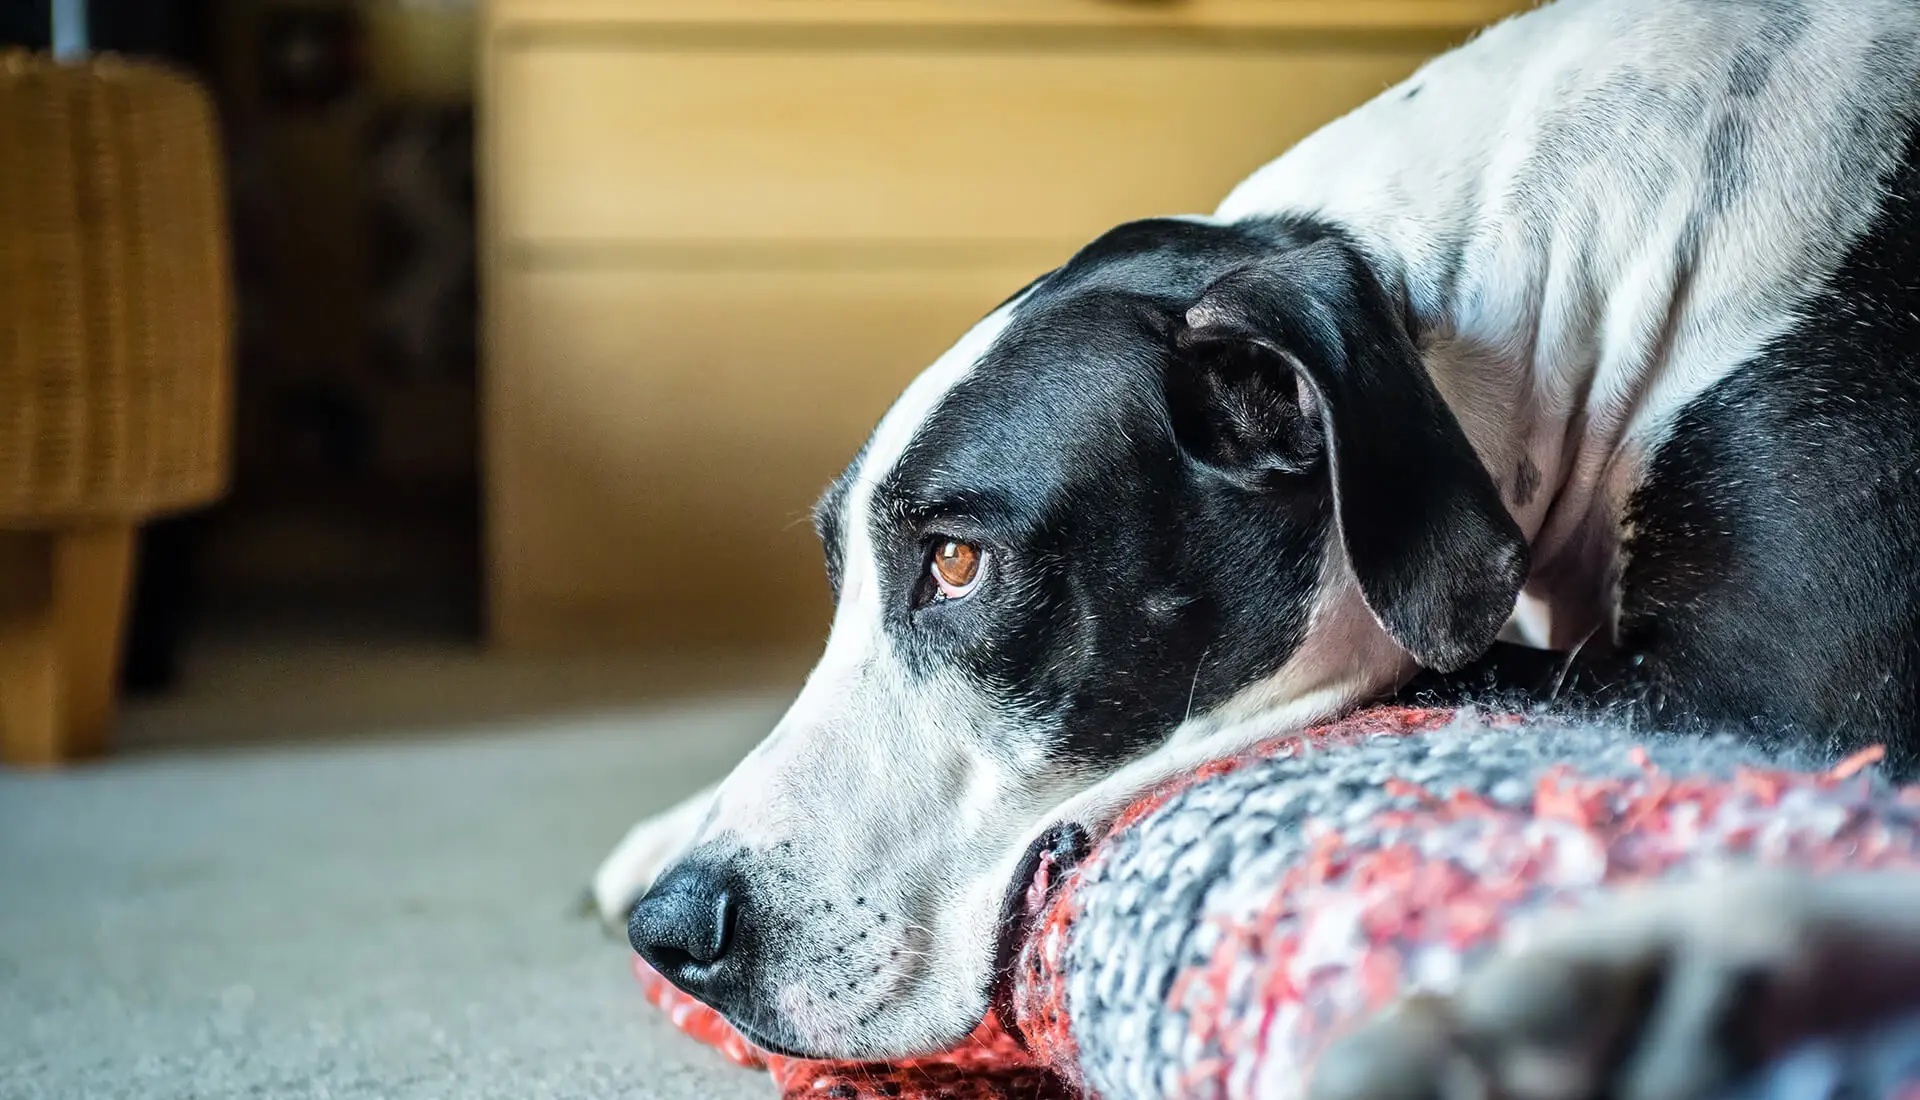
[0,0,1522,755]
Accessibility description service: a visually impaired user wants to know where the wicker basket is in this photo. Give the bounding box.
[0,50,232,526]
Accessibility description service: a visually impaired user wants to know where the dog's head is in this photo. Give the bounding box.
[628,217,1526,1059]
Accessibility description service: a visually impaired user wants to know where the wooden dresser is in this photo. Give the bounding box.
[479,0,1529,655]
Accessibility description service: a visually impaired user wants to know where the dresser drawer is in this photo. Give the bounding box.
[490,42,1442,246]
[487,262,1048,648]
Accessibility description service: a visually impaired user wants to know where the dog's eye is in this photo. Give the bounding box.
[930,539,985,600]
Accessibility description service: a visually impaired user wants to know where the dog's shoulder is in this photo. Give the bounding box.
[1217,0,1920,462]
[1218,0,1920,307]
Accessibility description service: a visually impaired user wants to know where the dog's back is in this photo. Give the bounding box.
[1221,0,1920,757]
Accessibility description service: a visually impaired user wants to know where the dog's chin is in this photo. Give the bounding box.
[717,958,1009,1063]
[726,1018,816,1060]
[731,994,992,1063]
[988,822,1092,1044]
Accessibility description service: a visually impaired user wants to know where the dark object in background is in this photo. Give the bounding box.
[278,383,376,475]
[122,517,199,694]
[0,1,50,48]
[368,108,477,386]
[1,0,209,58]
[259,6,359,110]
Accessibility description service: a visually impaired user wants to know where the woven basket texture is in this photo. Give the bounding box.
[0,50,231,525]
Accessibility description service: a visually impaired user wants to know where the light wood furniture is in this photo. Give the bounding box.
[480,0,1530,654]
[0,52,232,766]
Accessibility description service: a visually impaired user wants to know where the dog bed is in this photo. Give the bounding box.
[631,706,1920,1100]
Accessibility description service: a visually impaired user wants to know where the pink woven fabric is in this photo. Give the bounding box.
[631,707,1920,1100]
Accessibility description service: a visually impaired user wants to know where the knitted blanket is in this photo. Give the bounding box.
[631,707,1920,1100]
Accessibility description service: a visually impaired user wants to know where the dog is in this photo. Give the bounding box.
[590,0,1920,1072]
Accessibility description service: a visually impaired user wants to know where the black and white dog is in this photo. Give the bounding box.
[592,0,1920,1078]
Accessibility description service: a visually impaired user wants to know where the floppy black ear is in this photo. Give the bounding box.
[1170,236,1528,673]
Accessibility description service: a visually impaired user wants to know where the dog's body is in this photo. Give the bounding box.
[596,0,1920,1068]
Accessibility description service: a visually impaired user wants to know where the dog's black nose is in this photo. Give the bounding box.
[629,859,739,988]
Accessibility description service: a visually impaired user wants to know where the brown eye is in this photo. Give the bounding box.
[930,539,984,600]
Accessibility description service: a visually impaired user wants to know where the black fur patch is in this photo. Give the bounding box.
[1724,0,1810,98]
[870,219,1325,766]
[1512,457,1543,507]
[1552,125,1920,771]
[813,458,861,599]
[839,217,1519,767]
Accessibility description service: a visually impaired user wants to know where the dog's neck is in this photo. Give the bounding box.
[1213,0,1920,648]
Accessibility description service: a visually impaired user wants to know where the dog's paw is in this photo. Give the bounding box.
[586,784,716,934]
[1309,869,1920,1100]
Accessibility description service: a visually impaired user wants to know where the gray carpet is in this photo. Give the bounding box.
[0,696,787,1099]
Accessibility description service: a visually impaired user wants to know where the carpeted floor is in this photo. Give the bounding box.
[0,684,789,1099]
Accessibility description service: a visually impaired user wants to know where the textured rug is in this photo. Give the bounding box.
[637,707,1920,1100]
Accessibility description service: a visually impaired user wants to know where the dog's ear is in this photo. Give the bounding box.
[1169,236,1528,672]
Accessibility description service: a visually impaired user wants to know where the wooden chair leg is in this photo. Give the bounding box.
[0,531,59,767]
[0,525,136,767]
[54,525,136,761]
[0,531,59,766]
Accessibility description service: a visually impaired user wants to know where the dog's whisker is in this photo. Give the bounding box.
[1184,647,1212,725]
[1549,625,1600,703]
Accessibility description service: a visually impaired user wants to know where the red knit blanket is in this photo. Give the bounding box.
[628,707,1920,1100]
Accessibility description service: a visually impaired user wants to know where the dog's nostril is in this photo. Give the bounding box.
[710,887,737,960]
[644,941,699,975]
[628,860,740,982]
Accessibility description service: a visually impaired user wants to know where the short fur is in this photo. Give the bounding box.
[600,0,1920,1062]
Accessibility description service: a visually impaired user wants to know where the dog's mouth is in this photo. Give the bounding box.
[988,821,1091,1045]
